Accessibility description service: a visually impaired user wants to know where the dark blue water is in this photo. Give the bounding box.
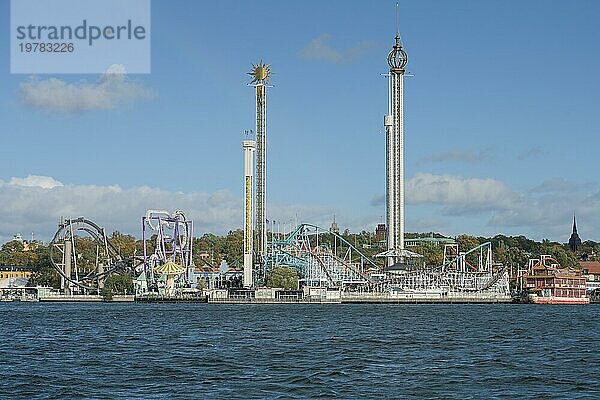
[0,303,598,399]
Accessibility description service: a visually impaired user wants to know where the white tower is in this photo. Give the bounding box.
[243,139,256,287]
[384,34,408,267]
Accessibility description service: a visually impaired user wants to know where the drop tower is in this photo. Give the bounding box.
[248,61,272,282]
[384,31,408,267]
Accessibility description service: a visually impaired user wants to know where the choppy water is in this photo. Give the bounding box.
[0,303,598,399]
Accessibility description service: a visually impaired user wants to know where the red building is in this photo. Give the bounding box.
[580,261,600,294]
[522,255,589,304]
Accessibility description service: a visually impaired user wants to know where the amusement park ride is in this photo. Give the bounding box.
[50,210,196,296]
[50,217,129,295]
[49,214,509,297]
[48,7,510,299]
[265,224,509,295]
[139,210,194,293]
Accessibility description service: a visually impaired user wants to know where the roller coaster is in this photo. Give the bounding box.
[382,242,509,295]
[138,210,194,294]
[266,224,509,296]
[49,217,132,295]
[49,216,508,297]
[268,223,377,288]
[49,210,195,296]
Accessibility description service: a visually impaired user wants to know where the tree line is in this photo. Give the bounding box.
[1,229,596,288]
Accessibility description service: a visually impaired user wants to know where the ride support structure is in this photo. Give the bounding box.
[141,210,194,292]
[49,217,128,295]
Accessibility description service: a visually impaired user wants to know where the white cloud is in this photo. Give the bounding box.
[0,178,237,243]
[2,173,599,245]
[407,173,517,214]
[370,194,385,207]
[300,34,376,63]
[9,175,64,189]
[0,176,348,244]
[371,173,600,240]
[371,173,516,212]
[18,64,154,114]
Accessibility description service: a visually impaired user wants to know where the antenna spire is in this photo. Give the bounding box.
[395,2,399,38]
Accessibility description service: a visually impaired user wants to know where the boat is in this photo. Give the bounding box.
[521,255,589,304]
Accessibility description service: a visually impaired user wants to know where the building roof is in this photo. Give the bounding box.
[580,261,600,274]
[405,237,457,244]
[0,266,32,271]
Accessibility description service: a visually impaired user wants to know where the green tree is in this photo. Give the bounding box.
[456,234,482,267]
[194,233,224,265]
[223,230,244,267]
[110,231,138,258]
[103,273,134,295]
[494,246,528,268]
[456,235,480,252]
[102,288,113,301]
[2,240,24,253]
[29,246,60,288]
[538,243,579,268]
[412,242,444,267]
[266,266,299,290]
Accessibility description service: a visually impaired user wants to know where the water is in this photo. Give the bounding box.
[0,303,598,399]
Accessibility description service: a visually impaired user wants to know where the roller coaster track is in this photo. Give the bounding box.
[49,217,129,291]
[268,223,377,286]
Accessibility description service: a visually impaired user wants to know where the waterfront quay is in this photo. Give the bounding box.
[19,288,513,304]
[39,294,134,302]
[199,288,513,304]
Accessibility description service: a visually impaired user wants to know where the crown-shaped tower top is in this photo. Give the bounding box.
[387,35,408,73]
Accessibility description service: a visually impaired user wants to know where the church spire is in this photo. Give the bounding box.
[569,212,582,252]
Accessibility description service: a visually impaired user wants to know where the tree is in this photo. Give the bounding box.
[456,235,480,252]
[412,242,443,267]
[110,231,138,258]
[538,243,579,269]
[29,246,60,288]
[102,288,113,301]
[223,230,244,267]
[103,273,134,295]
[456,235,482,267]
[266,266,299,290]
[194,233,224,265]
[493,245,528,268]
[2,240,24,253]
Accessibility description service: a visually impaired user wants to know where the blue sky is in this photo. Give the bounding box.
[1,0,599,243]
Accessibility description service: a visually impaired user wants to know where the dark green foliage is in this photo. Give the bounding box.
[103,274,134,295]
[102,288,113,301]
[266,266,299,290]
[29,246,60,288]
[193,230,244,268]
[412,242,444,267]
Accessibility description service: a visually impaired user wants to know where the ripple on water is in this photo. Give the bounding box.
[0,303,599,399]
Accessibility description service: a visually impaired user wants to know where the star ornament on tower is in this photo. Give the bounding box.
[248,61,272,84]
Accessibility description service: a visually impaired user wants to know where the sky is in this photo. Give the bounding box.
[1,0,599,244]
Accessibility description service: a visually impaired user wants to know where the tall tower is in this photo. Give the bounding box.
[248,61,272,279]
[384,31,408,267]
[243,138,256,287]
